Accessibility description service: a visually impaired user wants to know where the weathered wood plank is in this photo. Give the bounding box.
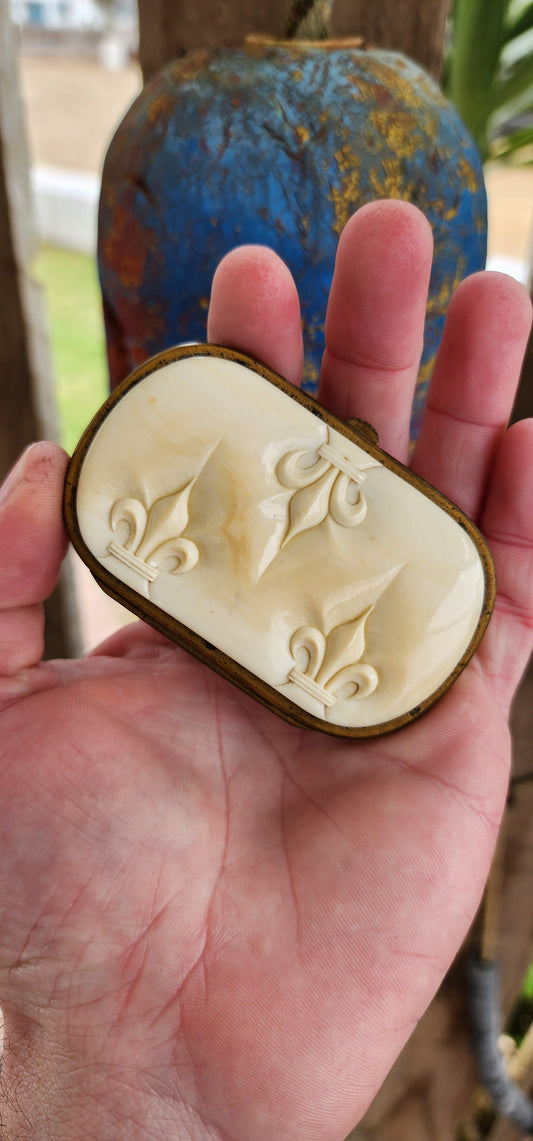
[137,0,452,80]
[138,0,288,80]
[332,0,453,79]
[0,8,78,658]
[511,330,533,423]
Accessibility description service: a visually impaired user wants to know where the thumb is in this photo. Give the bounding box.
[0,443,69,677]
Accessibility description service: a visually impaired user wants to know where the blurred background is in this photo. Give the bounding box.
[12,0,141,649]
[3,9,533,1135]
[9,0,533,651]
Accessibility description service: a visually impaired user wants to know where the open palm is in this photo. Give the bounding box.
[1,202,532,1141]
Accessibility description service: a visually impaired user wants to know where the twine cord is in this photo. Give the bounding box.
[467,816,533,1133]
[284,0,334,39]
[467,957,533,1134]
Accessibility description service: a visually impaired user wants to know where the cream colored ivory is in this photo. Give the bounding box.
[75,353,488,729]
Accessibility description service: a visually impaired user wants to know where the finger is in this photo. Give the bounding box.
[0,443,69,677]
[412,272,532,521]
[476,418,533,713]
[319,200,433,461]
[207,245,304,386]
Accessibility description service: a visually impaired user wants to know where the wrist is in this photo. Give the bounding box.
[0,1017,217,1141]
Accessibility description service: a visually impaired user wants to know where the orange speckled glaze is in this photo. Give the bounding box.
[98,42,487,441]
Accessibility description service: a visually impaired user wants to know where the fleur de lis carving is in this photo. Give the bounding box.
[288,605,378,712]
[107,480,199,584]
[276,431,380,549]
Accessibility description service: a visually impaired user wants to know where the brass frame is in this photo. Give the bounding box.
[63,343,496,738]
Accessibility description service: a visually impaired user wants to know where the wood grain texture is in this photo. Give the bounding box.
[332,0,453,79]
[138,0,288,80]
[137,0,452,80]
[511,331,533,424]
[0,92,39,474]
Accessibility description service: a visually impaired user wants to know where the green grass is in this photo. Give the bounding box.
[35,246,108,455]
[523,962,533,1001]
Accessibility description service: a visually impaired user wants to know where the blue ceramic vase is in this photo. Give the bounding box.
[98,40,487,439]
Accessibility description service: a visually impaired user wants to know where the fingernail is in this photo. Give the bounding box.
[0,447,32,509]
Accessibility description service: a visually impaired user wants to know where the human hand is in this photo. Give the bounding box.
[0,201,532,1141]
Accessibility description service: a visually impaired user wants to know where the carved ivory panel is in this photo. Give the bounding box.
[64,345,495,737]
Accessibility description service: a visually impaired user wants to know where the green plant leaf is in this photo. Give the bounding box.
[36,248,108,454]
[504,0,533,41]
[522,961,533,1000]
[490,122,533,160]
[492,50,533,111]
[447,0,508,156]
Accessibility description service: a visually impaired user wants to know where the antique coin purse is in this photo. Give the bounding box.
[63,344,496,738]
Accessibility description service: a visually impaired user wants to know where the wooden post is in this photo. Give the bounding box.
[0,9,79,658]
[511,322,533,423]
[138,0,451,81]
[138,0,288,81]
[332,0,453,80]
